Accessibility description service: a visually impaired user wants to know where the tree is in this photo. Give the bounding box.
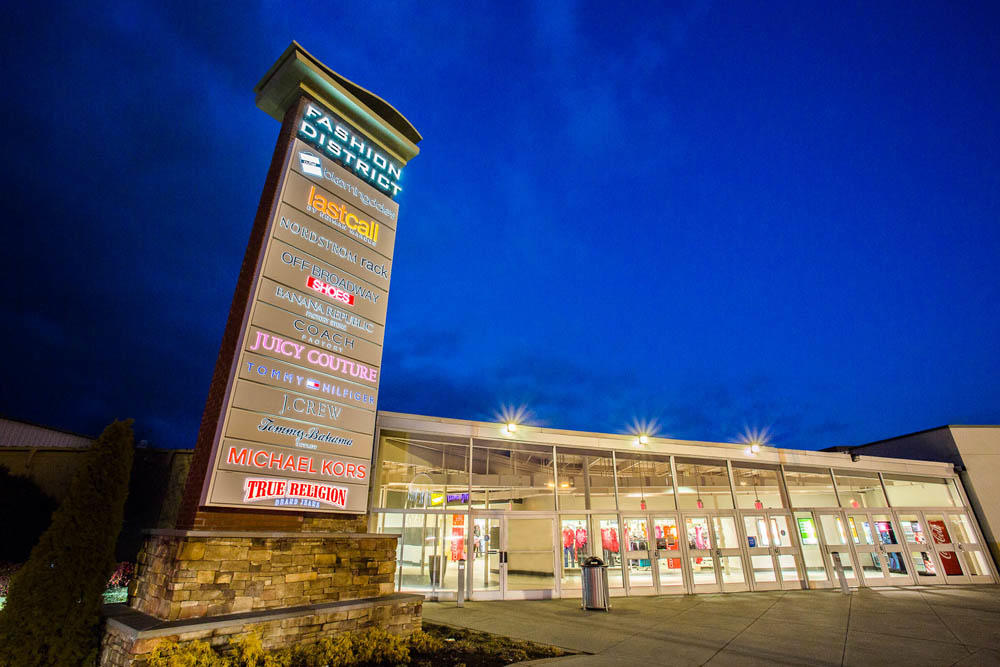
[0,419,135,666]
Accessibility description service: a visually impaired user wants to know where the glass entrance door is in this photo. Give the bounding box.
[896,512,943,584]
[503,516,557,599]
[846,513,912,585]
[816,512,859,587]
[683,513,748,593]
[623,517,655,594]
[743,514,780,590]
[742,513,804,591]
[471,514,501,599]
[926,512,995,584]
[793,511,832,588]
[651,516,685,593]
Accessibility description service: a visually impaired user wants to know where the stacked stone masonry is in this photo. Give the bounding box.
[131,531,397,621]
[101,596,422,667]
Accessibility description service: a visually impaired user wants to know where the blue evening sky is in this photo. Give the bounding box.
[1,1,997,449]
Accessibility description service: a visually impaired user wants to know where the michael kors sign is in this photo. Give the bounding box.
[181,43,420,519]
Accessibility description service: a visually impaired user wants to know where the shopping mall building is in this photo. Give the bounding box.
[367,412,999,600]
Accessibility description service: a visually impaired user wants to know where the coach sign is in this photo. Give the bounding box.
[177,43,420,522]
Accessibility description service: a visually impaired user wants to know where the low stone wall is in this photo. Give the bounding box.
[101,594,422,667]
[131,530,397,620]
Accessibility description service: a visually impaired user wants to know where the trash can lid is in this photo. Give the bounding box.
[581,556,605,567]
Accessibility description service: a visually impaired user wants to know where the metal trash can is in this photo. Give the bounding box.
[580,556,610,611]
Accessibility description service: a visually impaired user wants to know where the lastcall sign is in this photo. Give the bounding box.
[189,44,420,517]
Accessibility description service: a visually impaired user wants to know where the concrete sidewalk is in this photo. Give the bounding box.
[423,586,1000,665]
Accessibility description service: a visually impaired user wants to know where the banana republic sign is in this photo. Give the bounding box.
[183,43,420,518]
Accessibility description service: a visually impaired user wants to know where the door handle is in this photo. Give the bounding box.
[715,549,722,557]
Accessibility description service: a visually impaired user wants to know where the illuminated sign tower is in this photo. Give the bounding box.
[177,42,420,527]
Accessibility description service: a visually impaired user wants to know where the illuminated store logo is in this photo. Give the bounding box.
[226,446,367,479]
[248,331,378,382]
[243,477,348,508]
[256,416,354,450]
[298,103,403,197]
[305,186,380,244]
[307,275,355,306]
[299,151,323,177]
[244,361,376,405]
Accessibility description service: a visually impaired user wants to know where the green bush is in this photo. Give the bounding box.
[144,625,561,667]
[0,419,135,666]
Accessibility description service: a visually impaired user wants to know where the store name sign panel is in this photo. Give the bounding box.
[203,98,405,514]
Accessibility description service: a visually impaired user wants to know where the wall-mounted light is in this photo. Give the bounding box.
[503,422,517,436]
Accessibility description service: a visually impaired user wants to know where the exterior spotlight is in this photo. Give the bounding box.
[744,447,753,456]
[639,434,649,446]
[750,443,761,454]
[506,422,517,433]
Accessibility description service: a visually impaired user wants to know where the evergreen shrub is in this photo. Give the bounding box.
[0,419,135,666]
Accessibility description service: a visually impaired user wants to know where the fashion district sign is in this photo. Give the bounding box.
[198,94,415,514]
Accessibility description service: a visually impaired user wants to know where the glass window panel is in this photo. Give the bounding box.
[750,554,777,582]
[847,516,875,545]
[777,554,799,581]
[721,556,746,584]
[594,515,624,587]
[770,515,793,547]
[819,514,849,545]
[962,550,989,576]
[652,517,683,588]
[506,518,555,591]
[555,447,616,510]
[731,463,784,509]
[830,551,856,579]
[897,514,927,544]
[834,471,887,508]
[471,516,501,592]
[685,516,713,550]
[794,512,828,581]
[560,516,589,586]
[885,552,909,577]
[393,512,453,592]
[713,516,741,549]
[471,441,554,511]
[871,515,899,545]
[690,555,716,585]
[744,515,769,548]
[909,551,938,577]
[882,474,960,507]
[948,514,978,544]
[375,435,469,510]
[675,458,734,509]
[615,452,674,511]
[948,479,964,507]
[784,467,839,508]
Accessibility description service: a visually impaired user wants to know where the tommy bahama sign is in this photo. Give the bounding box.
[181,43,420,518]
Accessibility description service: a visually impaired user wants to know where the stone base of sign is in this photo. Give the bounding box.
[99,528,417,665]
[99,593,422,666]
[129,530,396,620]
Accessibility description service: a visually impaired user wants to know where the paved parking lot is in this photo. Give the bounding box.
[424,586,1000,665]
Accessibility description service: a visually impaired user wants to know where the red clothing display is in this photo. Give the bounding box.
[562,527,575,548]
[575,527,587,549]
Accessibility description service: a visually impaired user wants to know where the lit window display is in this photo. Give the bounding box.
[731,463,784,509]
[833,470,887,508]
[374,433,469,509]
[675,458,734,509]
[881,474,961,507]
[555,447,615,510]
[785,467,838,508]
[471,441,554,511]
[615,452,674,511]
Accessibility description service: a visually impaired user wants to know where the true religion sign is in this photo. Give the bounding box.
[177,43,420,521]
